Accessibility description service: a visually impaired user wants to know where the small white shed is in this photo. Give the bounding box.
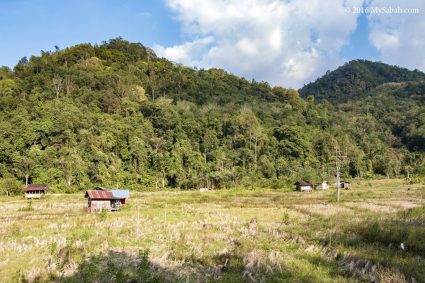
[295,181,313,192]
[316,181,329,190]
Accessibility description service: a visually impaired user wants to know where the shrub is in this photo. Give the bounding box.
[0,175,22,196]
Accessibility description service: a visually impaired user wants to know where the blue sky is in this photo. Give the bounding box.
[0,0,180,63]
[1,0,424,87]
[341,13,381,61]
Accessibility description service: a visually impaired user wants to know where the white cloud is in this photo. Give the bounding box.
[153,36,214,66]
[367,0,425,71]
[155,0,363,88]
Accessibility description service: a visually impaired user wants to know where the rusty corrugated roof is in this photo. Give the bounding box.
[23,184,48,192]
[85,190,115,200]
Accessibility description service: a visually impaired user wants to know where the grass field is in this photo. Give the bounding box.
[0,179,424,283]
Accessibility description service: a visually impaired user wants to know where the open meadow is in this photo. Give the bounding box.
[0,179,424,283]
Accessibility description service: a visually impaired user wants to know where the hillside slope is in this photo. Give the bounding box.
[0,39,425,193]
[300,60,425,102]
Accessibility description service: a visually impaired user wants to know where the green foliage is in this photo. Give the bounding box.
[357,207,425,254]
[61,249,165,283]
[135,249,164,283]
[0,174,22,195]
[300,59,425,103]
[0,40,425,192]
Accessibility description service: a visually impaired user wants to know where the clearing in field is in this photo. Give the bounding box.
[0,179,424,282]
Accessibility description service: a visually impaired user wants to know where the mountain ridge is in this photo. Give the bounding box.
[1,39,425,193]
[299,59,425,103]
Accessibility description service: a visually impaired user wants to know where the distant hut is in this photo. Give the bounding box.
[295,181,313,192]
[23,184,48,199]
[85,188,130,212]
[316,181,329,191]
[110,190,130,206]
[340,181,351,190]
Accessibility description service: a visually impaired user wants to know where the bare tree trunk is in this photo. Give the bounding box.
[161,168,166,189]
[151,87,155,102]
[249,133,252,150]
[52,75,63,98]
[64,76,74,96]
[254,136,258,164]
[25,175,29,186]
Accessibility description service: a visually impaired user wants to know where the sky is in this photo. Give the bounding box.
[0,0,424,88]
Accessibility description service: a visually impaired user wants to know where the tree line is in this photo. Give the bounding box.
[0,39,424,194]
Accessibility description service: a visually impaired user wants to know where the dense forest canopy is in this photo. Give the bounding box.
[1,38,425,194]
[300,60,425,103]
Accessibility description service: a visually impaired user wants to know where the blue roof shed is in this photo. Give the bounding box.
[111,190,130,199]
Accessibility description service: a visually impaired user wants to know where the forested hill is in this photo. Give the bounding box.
[300,60,425,102]
[1,39,425,194]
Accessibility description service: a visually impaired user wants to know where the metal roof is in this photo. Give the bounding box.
[85,190,115,200]
[295,180,312,186]
[23,184,48,192]
[111,190,130,199]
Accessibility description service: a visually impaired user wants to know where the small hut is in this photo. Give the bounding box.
[110,190,130,206]
[23,184,48,199]
[85,188,129,212]
[295,181,313,192]
[316,181,329,191]
[340,181,351,190]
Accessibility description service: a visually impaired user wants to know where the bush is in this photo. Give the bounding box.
[0,175,22,196]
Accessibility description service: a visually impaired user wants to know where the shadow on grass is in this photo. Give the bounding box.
[46,248,350,283]
[47,249,249,283]
[329,205,425,282]
[53,249,185,283]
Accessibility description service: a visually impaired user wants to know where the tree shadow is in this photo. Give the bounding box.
[326,206,425,282]
[48,248,253,283]
[18,244,370,283]
[54,249,184,283]
[48,248,338,283]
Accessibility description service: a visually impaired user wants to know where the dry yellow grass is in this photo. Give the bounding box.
[0,179,424,282]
